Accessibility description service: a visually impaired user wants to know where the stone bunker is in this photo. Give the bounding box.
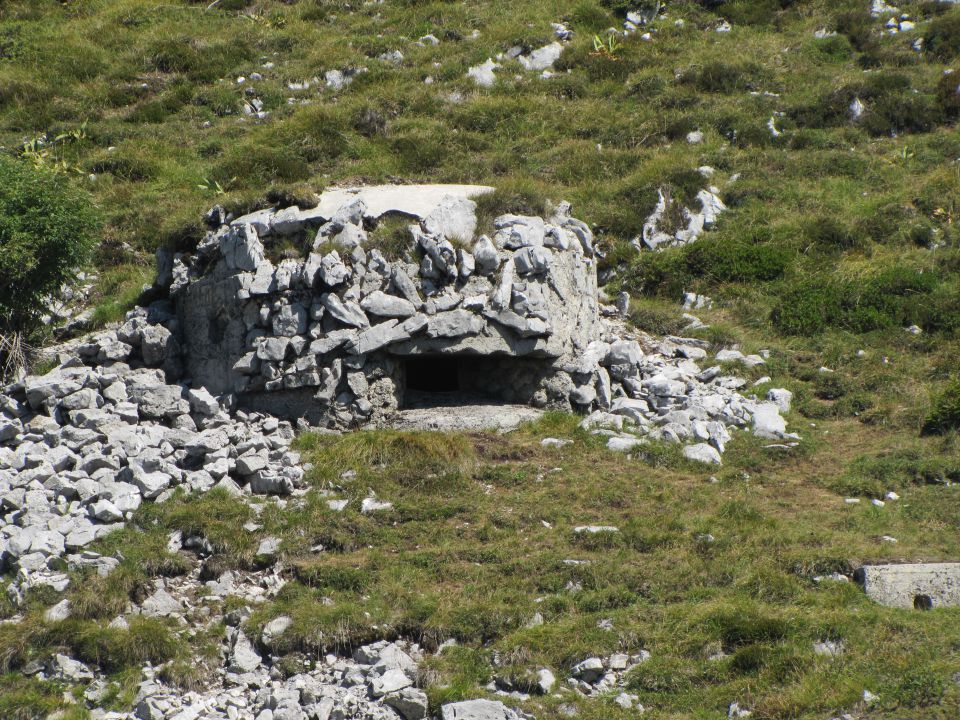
[169,184,602,427]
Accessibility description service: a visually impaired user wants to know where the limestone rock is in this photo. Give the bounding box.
[441,700,521,720]
[472,236,500,275]
[683,443,722,465]
[361,291,416,318]
[385,688,429,720]
[422,195,478,242]
[230,630,263,673]
[322,294,370,329]
[222,224,264,272]
[426,310,484,339]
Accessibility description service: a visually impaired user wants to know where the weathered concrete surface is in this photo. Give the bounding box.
[177,274,248,396]
[385,402,542,432]
[315,184,494,221]
[855,562,960,609]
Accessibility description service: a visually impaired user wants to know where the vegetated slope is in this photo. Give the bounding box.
[2,0,960,718]
[2,1,960,396]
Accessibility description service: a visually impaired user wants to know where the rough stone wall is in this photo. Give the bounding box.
[170,191,601,427]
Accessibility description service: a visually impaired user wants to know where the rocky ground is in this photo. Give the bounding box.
[4,1,960,718]
[0,272,799,720]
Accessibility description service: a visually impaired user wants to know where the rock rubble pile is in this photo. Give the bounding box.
[0,324,303,600]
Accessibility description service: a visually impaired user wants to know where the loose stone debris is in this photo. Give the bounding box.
[1,184,798,719]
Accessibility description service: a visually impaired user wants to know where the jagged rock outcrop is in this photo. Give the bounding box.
[171,186,602,426]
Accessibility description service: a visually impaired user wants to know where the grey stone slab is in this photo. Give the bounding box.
[856,563,960,609]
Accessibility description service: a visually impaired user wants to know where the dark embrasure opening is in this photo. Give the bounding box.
[403,356,461,394]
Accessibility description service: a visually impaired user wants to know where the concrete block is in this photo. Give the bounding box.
[855,562,960,609]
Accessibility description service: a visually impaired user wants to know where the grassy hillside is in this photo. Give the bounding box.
[3,0,960,718]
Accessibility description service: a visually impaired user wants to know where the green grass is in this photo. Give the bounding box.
[256,421,960,717]
[6,416,960,718]
[4,0,960,717]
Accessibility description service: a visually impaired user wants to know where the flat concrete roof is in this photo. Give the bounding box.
[314,183,494,221]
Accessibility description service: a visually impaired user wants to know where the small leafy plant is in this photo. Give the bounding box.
[197,176,234,195]
[591,33,621,61]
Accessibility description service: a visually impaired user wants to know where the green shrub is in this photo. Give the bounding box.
[0,676,63,719]
[680,61,768,94]
[772,267,942,335]
[0,156,100,333]
[684,239,791,283]
[770,279,843,335]
[894,666,947,707]
[839,449,960,494]
[571,2,616,31]
[834,9,876,51]
[936,70,960,119]
[474,183,550,233]
[923,378,960,434]
[600,0,659,18]
[627,655,699,694]
[811,34,854,62]
[803,216,864,252]
[628,236,790,298]
[708,0,798,26]
[924,9,960,60]
[709,607,793,647]
[860,92,942,137]
[628,302,689,335]
[555,42,639,82]
[791,73,942,136]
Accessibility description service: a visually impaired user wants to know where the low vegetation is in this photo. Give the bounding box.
[6,417,957,718]
[3,0,960,717]
[0,156,100,375]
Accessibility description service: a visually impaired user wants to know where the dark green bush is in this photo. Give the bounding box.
[791,73,943,136]
[923,378,960,434]
[627,656,697,694]
[811,34,854,62]
[894,666,947,707]
[814,373,850,400]
[628,237,790,298]
[770,279,843,335]
[0,156,100,332]
[600,0,659,18]
[772,267,942,335]
[628,303,689,335]
[803,217,864,252]
[711,608,793,647]
[687,0,798,26]
[571,1,616,30]
[924,9,960,60]
[859,92,942,136]
[835,9,876,52]
[843,449,960,490]
[144,36,254,82]
[680,61,768,94]
[683,238,791,283]
[936,70,960,119]
[555,43,639,82]
[475,183,550,231]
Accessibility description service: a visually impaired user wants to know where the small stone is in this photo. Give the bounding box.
[361,497,393,514]
[257,537,281,557]
[44,599,71,622]
[231,630,262,673]
[141,588,183,617]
